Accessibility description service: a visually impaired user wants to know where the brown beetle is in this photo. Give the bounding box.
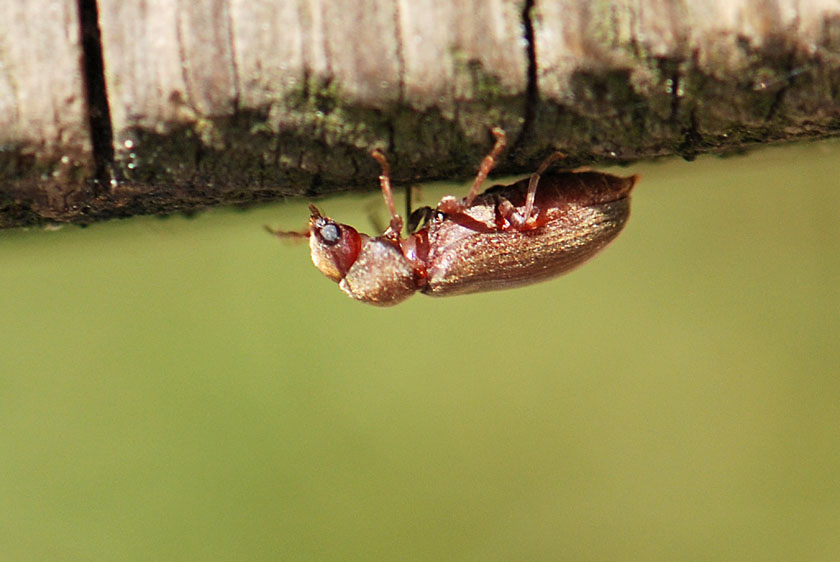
[268,128,638,306]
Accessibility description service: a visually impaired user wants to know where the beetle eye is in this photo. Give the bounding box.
[319,222,341,244]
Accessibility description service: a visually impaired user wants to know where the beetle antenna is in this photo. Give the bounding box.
[264,225,309,239]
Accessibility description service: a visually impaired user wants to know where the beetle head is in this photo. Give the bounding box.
[307,205,363,282]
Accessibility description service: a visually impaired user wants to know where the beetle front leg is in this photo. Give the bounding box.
[370,149,404,239]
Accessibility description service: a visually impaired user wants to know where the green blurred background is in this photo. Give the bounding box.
[2,140,839,561]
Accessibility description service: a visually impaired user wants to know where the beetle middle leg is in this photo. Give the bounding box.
[437,127,506,215]
[465,127,506,206]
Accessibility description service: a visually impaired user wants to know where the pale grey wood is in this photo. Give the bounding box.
[97,0,238,133]
[397,0,527,109]
[229,0,308,108]
[534,0,840,159]
[99,0,525,169]
[0,0,90,181]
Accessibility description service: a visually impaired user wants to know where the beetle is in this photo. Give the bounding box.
[267,128,638,306]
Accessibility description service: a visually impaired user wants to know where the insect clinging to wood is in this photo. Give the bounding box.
[267,128,639,306]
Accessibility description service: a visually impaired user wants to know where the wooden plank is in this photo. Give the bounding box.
[0,0,92,222]
[399,0,526,110]
[532,0,840,161]
[96,0,528,191]
[98,0,236,130]
[394,0,527,160]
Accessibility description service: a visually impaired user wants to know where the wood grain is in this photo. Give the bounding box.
[0,0,92,222]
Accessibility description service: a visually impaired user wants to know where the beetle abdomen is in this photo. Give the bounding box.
[423,199,630,296]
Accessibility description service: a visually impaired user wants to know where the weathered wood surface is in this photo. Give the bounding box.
[1,0,840,228]
[0,0,92,225]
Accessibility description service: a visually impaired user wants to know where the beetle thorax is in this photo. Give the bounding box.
[337,238,418,306]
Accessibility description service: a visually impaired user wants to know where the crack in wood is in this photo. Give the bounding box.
[393,0,406,105]
[225,1,241,115]
[511,0,538,158]
[77,0,114,191]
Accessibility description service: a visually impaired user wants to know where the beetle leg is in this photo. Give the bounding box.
[364,199,387,234]
[492,195,537,231]
[371,149,404,238]
[406,184,423,226]
[495,196,518,230]
[407,206,435,233]
[434,127,506,217]
[520,152,565,227]
[463,127,506,207]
